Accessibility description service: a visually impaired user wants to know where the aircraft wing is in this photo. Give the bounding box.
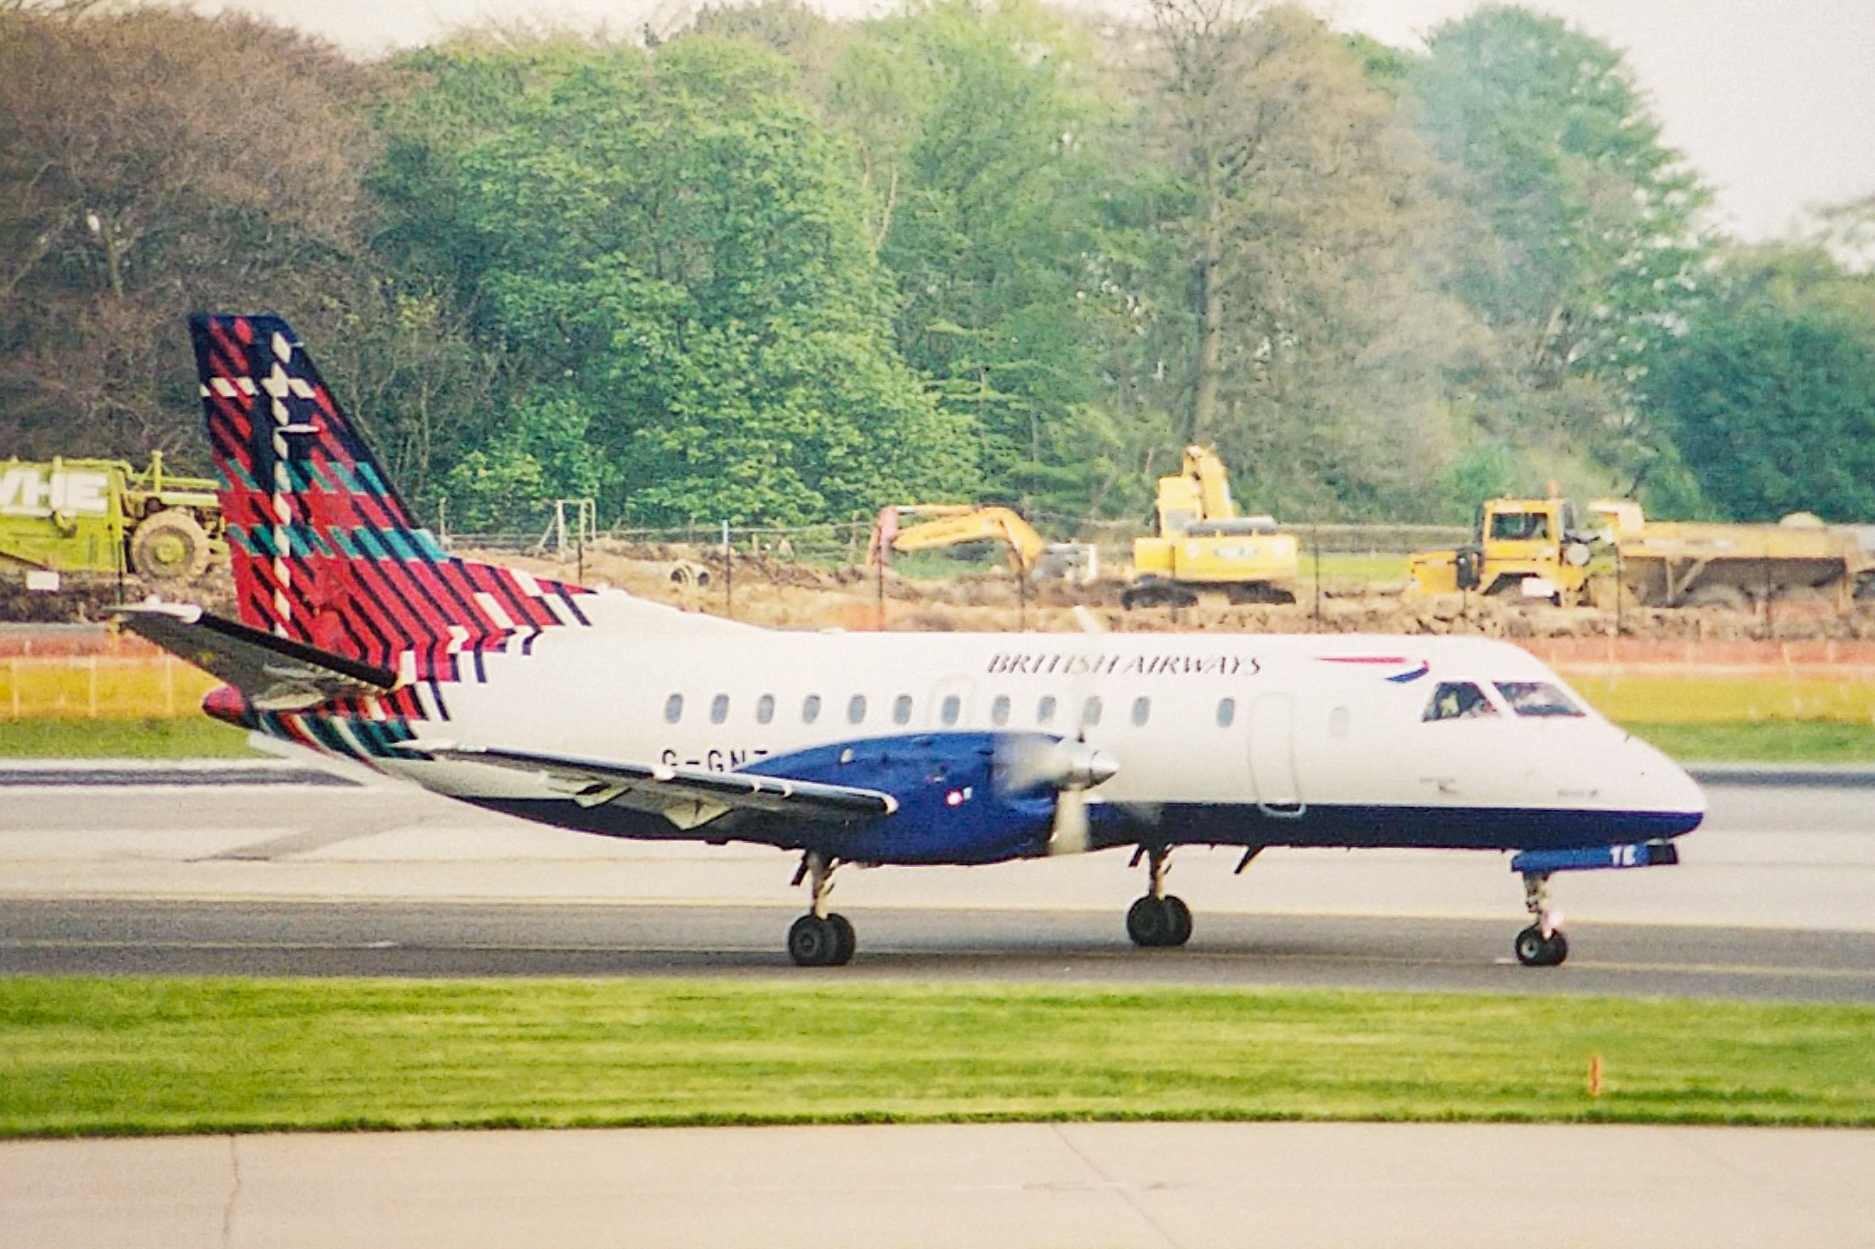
[116,602,400,711]
[416,744,899,832]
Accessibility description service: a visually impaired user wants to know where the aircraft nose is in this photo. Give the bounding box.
[1629,734,1706,820]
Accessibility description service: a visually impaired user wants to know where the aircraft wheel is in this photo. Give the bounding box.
[788,915,844,967]
[1163,895,1193,947]
[1127,896,1191,947]
[827,913,857,966]
[1513,925,1569,967]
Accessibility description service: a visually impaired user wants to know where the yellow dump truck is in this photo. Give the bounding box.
[1593,501,1875,608]
[1123,446,1298,609]
[0,453,226,583]
[1408,496,1875,607]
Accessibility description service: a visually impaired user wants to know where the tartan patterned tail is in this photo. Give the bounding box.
[190,313,591,684]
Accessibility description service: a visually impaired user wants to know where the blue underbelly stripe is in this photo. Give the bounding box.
[459,795,1700,861]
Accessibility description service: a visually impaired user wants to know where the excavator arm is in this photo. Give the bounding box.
[870,505,1047,576]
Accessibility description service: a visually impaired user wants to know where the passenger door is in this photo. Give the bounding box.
[1248,693,1303,816]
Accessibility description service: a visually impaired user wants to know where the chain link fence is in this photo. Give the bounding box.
[440,507,1470,576]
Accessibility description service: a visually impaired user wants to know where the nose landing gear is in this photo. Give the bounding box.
[1507,840,1682,967]
[1514,868,1569,967]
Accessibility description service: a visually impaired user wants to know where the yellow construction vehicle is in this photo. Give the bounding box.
[1593,501,1875,607]
[1406,496,1603,604]
[868,505,1097,583]
[1122,446,1298,609]
[1408,496,1875,607]
[0,452,226,584]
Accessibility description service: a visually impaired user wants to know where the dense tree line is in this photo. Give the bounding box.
[3,0,1873,531]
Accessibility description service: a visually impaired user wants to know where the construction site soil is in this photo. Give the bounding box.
[12,540,1875,671]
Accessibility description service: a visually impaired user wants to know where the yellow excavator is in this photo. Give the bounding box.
[1122,446,1298,608]
[868,505,1097,583]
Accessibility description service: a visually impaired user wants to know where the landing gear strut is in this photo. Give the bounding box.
[1513,870,1569,967]
[1126,845,1193,948]
[787,850,855,967]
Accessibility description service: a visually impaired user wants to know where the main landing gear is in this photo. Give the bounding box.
[1514,870,1569,967]
[787,850,855,967]
[1126,846,1193,948]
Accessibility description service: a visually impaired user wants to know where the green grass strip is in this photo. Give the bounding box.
[1622,720,1875,763]
[2,979,1870,1137]
[0,717,258,758]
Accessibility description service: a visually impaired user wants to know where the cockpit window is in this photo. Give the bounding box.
[1423,681,1499,721]
[1494,681,1583,717]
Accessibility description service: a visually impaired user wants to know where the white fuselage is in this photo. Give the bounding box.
[376,598,1704,853]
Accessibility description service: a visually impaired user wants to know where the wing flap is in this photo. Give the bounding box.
[418,744,897,829]
[117,603,400,711]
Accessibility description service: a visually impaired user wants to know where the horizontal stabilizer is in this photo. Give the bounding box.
[117,602,399,711]
[413,743,897,832]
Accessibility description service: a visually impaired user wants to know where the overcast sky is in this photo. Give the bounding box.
[192,0,1875,242]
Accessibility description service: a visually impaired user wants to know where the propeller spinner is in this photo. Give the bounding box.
[994,733,1119,855]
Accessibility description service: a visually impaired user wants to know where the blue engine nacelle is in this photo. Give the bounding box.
[744,732,1080,864]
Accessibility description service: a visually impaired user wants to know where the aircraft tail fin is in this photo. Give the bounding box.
[189,313,591,682]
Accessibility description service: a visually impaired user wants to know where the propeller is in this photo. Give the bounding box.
[995,732,1118,856]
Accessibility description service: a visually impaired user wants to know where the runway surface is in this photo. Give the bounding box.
[1,762,1870,999]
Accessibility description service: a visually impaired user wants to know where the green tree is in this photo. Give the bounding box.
[1128,0,1474,519]
[1645,245,1875,522]
[835,0,1118,517]
[1411,5,1712,389]
[378,34,976,528]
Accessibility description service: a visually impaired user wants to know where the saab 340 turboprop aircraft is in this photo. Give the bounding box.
[121,314,1704,967]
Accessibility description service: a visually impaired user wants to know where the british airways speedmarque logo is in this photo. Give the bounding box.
[1317,656,1430,683]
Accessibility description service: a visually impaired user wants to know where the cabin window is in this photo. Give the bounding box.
[1216,697,1236,728]
[710,694,729,724]
[892,694,913,725]
[802,694,822,725]
[1489,510,1550,541]
[1329,706,1350,738]
[756,694,775,725]
[1037,695,1057,726]
[1495,681,1584,718]
[991,695,1011,727]
[848,694,868,724]
[663,693,684,724]
[1080,696,1103,728]
[940,694,962,726]
[1131,696,1151,726]
[1423,681,1498,721]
